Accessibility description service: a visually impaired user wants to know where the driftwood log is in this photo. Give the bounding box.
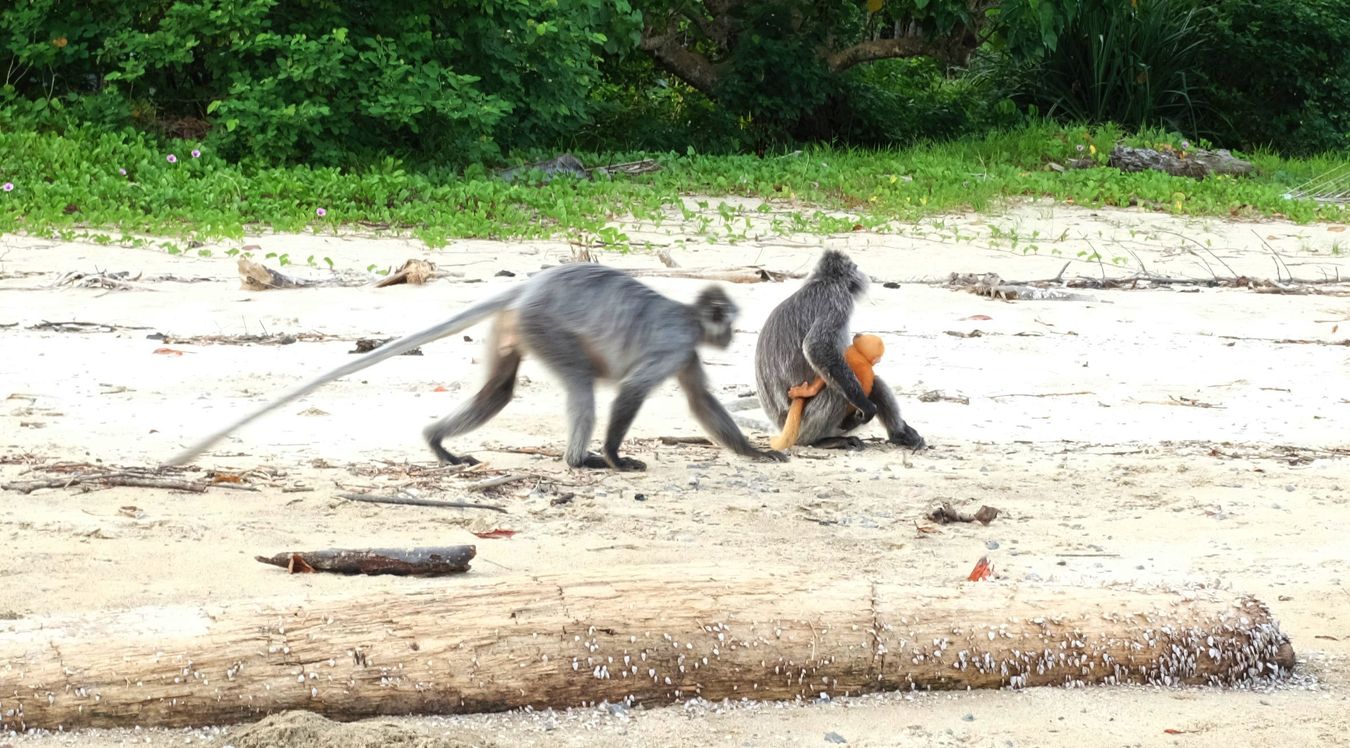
[237,257,308,291]
[254,546,477,576]
[1108,145,1255,180]
[0,569,1293,731]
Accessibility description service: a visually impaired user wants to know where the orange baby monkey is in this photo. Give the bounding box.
[770,334,885,451]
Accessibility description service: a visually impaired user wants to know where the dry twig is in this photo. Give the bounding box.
[337,492,508,513]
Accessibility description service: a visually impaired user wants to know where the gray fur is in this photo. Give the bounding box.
[754,250,925,450]
[166,264,785,470]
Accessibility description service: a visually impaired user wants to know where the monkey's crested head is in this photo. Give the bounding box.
[812,250,869,296]
[694,285,739,349]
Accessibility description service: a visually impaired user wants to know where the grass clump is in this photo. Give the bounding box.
[0,122,1343,253]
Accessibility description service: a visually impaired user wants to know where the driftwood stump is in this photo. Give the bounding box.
[1108,145,1255,180]
[0,568,1294,730]
[237,257,308,291]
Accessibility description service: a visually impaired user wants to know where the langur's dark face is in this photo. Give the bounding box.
[695,287,738,348]
[701,301,737,348]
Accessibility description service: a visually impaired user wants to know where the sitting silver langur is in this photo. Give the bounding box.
[754,250,925,450]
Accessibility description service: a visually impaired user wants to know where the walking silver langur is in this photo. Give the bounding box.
[166,264,788,470]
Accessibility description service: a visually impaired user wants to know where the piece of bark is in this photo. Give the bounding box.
[1108,145,1254,180]
[0,568,1294,730]
[238,257,308,291]
[349,338,423,356]
[928,502,1000,525]
[373,259,437,288]
[254,546,476,576]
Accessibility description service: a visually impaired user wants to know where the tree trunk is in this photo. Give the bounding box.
[0,569,1294,731]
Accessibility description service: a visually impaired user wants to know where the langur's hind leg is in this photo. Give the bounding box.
[424,320,523,465]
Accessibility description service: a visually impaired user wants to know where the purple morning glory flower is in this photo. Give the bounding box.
[166,154,178,164]
[316,207,327,217]
[118,168,127,176]
[191,149,201,159]
[1,182,12,192]
[1180,140,1191,150]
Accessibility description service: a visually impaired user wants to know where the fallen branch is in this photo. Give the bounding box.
[0,463,281,494]
[2,472,210,494]
[1218,336,1350,347]
[0,568,1295,730]
[948,268,1348,296]
[27,321,152,333]
[1138,396,1223,409]
[336,492,507,514]
[465,474,535,493]
[658,435,715,446]
[53,269,149,291]
[255,545,476,576]
[148,331,337,346]
[625,267,801,284]
[489,445,562,459]
[989,391,1093,400]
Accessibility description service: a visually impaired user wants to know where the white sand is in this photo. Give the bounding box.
[1,200,1347,746]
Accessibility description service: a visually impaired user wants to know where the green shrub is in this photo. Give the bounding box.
[573,52,751,154]
[990,0,1214,133]
[0,0,641,166]
[795,57,1024,147]
[580,49,1017,153]
[1194,0,1350,154]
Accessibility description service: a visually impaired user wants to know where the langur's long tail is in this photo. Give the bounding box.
[770,397,807,451]
[163,288,521,466]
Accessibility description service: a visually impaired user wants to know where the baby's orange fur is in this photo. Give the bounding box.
[771,334,885,451]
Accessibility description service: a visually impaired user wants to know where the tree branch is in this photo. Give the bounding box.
[640,31,722,97]
[826,37,949,73]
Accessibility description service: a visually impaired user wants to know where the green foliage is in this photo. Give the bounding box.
[798,57,1025,147]
[1193,0,1350,155]
[990,0,1213,132]
[580,53,1017,154]
[991,0,1079,58]
[710,0,841,141]
[0,123,1341,257]
[627,0,993,147]
[575,53,751,154]
[0,0,641,166]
